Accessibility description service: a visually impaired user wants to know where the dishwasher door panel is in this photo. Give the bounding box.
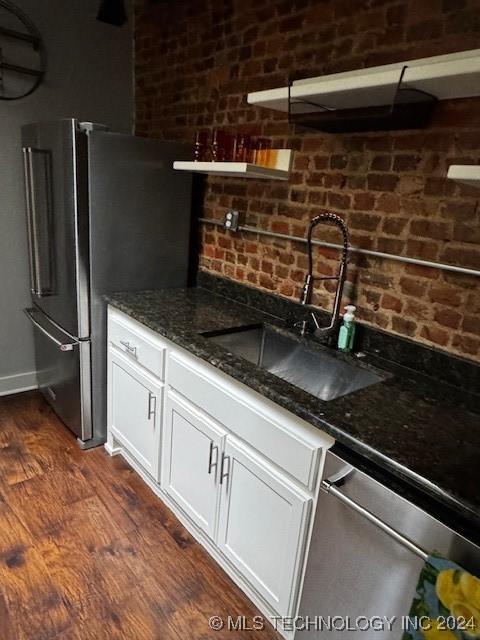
[296,451,480,639]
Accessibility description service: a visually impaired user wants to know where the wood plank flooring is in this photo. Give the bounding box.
[0,392,280,639]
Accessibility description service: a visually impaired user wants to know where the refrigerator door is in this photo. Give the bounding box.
[22,120,89,338]
[24,307,92,441]
[87,131,192,445]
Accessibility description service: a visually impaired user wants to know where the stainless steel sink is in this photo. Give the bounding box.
[203,325,386,402]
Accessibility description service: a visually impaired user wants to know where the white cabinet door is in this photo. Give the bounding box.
[217,437,312,618]
[109,351,162,478]
[162,390,226,540]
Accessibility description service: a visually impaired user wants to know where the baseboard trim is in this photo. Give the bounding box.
[104,442,122,456]
[0,371,38,397]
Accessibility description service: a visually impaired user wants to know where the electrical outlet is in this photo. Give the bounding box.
[224,209,239,231]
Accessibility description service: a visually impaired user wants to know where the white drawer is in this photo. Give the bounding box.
[109,310,166,381]
[168,352,333,490]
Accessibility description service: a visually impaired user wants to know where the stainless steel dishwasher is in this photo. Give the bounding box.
[295,449,480,638]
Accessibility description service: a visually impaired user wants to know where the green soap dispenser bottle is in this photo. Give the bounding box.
[337,305,356,353]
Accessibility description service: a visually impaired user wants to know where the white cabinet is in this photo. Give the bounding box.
[108,350,162,479]
[162,394,312,618]
[106,307,334,632]
[162,390,226,540]
[217,437,312,618]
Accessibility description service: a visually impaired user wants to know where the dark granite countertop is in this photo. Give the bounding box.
[106,282,480,541]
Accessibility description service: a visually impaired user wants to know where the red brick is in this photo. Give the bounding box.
[353,193,376,210]
[404,264,440,280]
[314,156,329,170]
[382,293,403,313]
[370,155,391,171]
[367,173,399,192]
[294,155,310,171]
[365,289,381,307]
[375,193,400,213]
[429,285,463,307]
[279,282,295,297]
[420,325,449,347]
[399,277,427,298]
[377,237,405,254]
[274,264,289,279]
[405,299,431,321]
[441,201,477,222]
[407,19,443,42]
[328,192,351,209]
[382,217,408,235]
[453,223,480,244]
[462,315,480,336]
[394,134,427,150]
[442,246,480,270]
[392,316,417,337]
[397,176,424,195]
[245,242,258,254]
[361,272,394,290]
[434,308,462,329]
[424,177,451,197]
[261,260,273,274]
[393,154,420,172]
[365,137,393,152]
[452,334,480,356]
[356,307,390,329]
[349,213,381,232]
[330,154,348,170]
[259,273,276,290]
[270,220,290,235]
[406,240,439,261]
[410,220,451,241]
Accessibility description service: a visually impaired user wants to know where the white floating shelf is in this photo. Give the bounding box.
[247,49,480,113]
[173,149,293,181]
[173,161,289,180]
[447,165,480,188]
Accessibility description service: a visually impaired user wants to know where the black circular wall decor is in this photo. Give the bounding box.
[0,0,45,100]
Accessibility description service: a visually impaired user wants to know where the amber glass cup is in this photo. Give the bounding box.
[194,130,209,161]
[255,138,271,167]
[211,129,228,162]
[234,134,250,162]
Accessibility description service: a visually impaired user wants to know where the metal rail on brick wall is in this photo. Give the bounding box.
[199,217,480,278]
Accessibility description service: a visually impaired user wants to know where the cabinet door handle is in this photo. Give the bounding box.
[208,441,218,475]
[120,340,137,357]
[147,392,156,420]
[219,453,230,485]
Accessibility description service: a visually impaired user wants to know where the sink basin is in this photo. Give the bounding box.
[202,325,386,402]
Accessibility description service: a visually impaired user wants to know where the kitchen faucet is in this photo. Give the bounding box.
[296,213,350,338]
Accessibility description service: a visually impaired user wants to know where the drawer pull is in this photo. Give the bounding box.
[147,392,156,420]
[120,340,137,357]
[220,453,230,485]
[208,441,218,475]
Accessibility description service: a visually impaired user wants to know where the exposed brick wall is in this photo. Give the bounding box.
[135,0,480,362]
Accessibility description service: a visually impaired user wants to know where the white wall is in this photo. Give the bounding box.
[0,0,133,395]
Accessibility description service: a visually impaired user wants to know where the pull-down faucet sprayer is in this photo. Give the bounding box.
[297,213,350,338]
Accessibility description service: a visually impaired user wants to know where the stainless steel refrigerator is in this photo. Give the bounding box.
[22,119,192,448]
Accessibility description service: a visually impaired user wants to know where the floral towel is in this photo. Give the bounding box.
[403,553,480,639]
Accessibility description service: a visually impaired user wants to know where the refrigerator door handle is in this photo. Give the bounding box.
[23,147,39,295]
[22,146,54,297]
[24,309,77,352]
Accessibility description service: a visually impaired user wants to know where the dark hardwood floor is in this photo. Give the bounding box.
[0,391,280,639]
